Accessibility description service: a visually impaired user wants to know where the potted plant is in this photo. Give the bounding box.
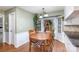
[33,14,38,30]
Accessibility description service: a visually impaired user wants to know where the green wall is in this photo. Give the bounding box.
[5,7,16,32]
[15,7,34,33]
[4,7,34,33]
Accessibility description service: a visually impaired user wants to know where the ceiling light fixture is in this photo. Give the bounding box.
[39,8,48,18]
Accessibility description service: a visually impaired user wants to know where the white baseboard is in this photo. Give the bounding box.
[4,32,9,44]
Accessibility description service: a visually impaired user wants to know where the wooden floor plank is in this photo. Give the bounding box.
[0,40,66,52]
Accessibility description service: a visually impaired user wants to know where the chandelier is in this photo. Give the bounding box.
[39,8,48,18]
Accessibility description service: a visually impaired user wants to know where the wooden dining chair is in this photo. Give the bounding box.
[47,30,54,52]
[29,30,36,51]
[40,31,54,52]
[29,30,41,52]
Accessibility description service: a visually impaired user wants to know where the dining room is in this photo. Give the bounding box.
[0,6,66,52]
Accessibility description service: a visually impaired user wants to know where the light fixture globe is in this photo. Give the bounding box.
[39,15,43,18]
[44,14,48,17]
[39,8,48,18]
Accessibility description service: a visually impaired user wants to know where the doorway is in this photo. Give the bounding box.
[8,12,15,45]
[44,20,53,31]
[0,16,3,45]
[40,18,55,35]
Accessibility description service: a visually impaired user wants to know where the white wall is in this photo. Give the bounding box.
[15,32,29,48]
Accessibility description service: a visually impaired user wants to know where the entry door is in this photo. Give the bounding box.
[9,12,15,45]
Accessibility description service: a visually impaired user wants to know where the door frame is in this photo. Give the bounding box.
[0,14,5,43]
[8,12,15,45]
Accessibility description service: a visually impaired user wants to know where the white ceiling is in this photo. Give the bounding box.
[19,6,64,14]
[0,6,14,11]
[0,6,64,14]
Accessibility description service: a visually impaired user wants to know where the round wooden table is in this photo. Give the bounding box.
[29,32,52,52]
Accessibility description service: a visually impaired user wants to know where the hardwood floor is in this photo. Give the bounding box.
[0,40,66,52]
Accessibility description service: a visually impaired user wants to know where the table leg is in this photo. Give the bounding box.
[29,41,31,52]
[44,41,46,52]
